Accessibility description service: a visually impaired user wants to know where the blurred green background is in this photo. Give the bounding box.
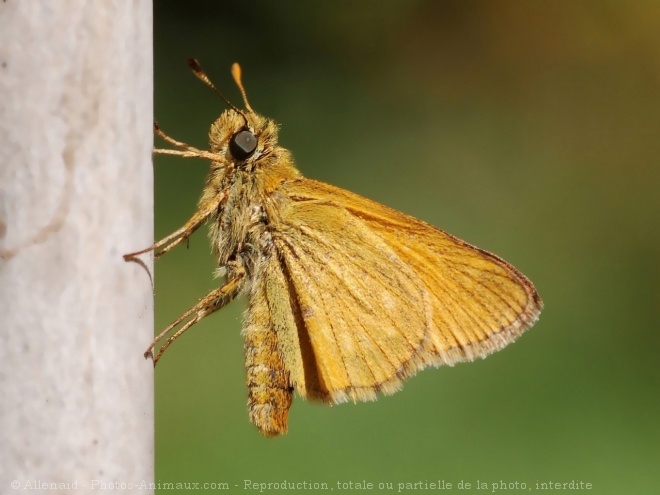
[152,1,659,493]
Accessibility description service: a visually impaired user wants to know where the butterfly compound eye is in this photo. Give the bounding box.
[229,129,258,160]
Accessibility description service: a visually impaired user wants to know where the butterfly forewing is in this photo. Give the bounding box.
[266,179,542,404]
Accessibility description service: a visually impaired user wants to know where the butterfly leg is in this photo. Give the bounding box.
[123,191,225,261]
[147,269,245,365]
[153,122,227,162]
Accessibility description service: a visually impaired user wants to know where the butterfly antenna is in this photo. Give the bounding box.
[187,59,249,124]
[231,63,254,113]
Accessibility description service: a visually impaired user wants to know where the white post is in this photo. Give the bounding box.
[0,1,154,493]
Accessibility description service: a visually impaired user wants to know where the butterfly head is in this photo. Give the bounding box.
[208,109,280,171]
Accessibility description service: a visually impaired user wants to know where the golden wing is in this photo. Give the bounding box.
[264,178,542,405]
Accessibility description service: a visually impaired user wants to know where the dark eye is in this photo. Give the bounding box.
[229,129,258,160]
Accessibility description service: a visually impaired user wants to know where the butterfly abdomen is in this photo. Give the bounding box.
[242,286,294,437]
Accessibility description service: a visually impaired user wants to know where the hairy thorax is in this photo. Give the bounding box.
[206,169,271,281]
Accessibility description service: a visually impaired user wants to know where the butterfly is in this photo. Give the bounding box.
[124,60,543,437]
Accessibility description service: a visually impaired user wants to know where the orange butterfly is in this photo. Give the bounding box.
[125,61,542,437]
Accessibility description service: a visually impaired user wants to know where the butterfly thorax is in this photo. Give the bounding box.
[199,109,302,281]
